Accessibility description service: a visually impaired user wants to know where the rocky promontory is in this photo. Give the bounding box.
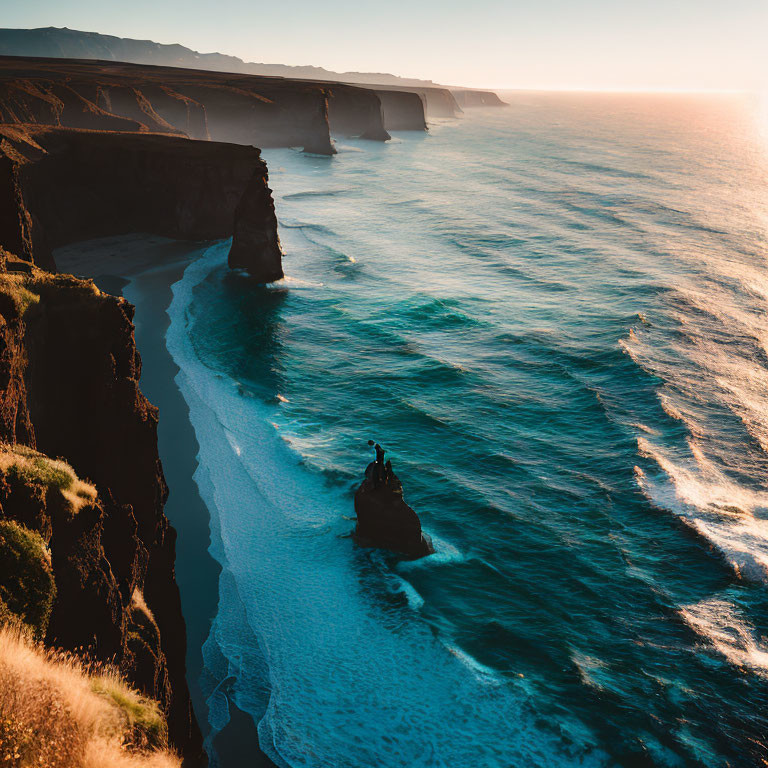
[452,89,509,108]
[0,125,283,281]
[0,55,414,153]
[0,110,292,764]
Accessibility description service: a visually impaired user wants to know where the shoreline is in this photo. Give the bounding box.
[55,235,273,767]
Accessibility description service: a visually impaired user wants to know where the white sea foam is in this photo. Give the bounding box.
[622,242,768,585]
[679,597,768,675]
[166,245,605,768]
[393,577,425,610]
[635,438,768,582]
[396,532,464,572]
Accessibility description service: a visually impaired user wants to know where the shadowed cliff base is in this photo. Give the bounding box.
[0,125,284,282]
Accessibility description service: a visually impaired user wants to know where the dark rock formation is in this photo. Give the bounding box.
[0,125,284,282]
[367,83,462,119]
[301,90,338,154]
[0,250,205,763]
[0,55,397,152]
[327,87,390,141]
[451,89,508,108]
[374,89,428,131]
[354,461,433,560]
[228,165,284,281]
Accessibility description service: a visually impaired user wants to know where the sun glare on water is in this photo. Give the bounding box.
[758,91,768,145]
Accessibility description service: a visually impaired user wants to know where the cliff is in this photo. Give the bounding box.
[0,55,401,152]
[452,89,508,108]
[0,29,519,125]
[367,83,462,119]
[374,89,428,131]
[0,125,283,281]
[0,251,204,763]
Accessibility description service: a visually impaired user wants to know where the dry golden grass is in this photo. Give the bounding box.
[0,625,180,768]
[130,589,155,627]
[0,443,97,513]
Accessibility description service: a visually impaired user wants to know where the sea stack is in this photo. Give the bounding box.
[354,458,434,559]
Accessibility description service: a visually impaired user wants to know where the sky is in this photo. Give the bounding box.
[1,0,767,91]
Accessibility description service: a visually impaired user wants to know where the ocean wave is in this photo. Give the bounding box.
[555,157,653,180]
[283,188,352,200]
[679,597,768,675]
[166,245,603,768]
[634,438,768,582]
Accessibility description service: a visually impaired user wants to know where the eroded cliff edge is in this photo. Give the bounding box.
[0,125,287,765]
[0,55,415,152]
[0,252,204,763]
[0,125,283,281]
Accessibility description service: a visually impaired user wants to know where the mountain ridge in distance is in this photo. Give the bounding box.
[0,25,477,91]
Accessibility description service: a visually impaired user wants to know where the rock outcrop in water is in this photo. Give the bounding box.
[354,459,434,559]
[0,125,284,282]
[0,250,204,763]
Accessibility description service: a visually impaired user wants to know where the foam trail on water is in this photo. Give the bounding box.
[680,597,768,676]
[621,255,768,587]
[166,245,605,768]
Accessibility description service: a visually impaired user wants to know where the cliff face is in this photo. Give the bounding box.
[0,252,204,763]
[0,56,400,153]
[451,89,508,108]
[374,89,427,131]
[327,86,390,140]
[366,83,462,119]
[417,87,463,118]
[0,125,283,281]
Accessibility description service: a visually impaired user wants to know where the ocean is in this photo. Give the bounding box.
[165,92,768,767]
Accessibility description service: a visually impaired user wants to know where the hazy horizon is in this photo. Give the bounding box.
[1,1,766,93]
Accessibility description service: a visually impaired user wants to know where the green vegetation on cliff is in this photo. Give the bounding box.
[0,443,98,513]
[0,520,54,638]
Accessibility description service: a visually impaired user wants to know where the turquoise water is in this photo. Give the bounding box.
[167,93,768,767]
